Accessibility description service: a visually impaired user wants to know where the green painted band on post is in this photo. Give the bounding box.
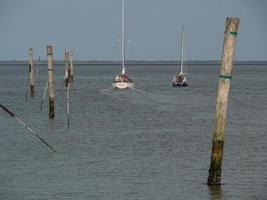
[220,75,232,80]
[229,31,237,36]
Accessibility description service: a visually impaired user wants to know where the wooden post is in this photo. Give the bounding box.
[207,17,240,186]
[70,50,74,82]
[64,48,70,87]
[29,48,34,97]
[47,46,55,119]
[67,83,70,128]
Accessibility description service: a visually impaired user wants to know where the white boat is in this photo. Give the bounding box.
[112,0,134,89]
[172,25,188,87]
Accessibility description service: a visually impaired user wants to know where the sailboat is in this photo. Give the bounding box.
[172,25,188,87]
[112,0,134,89]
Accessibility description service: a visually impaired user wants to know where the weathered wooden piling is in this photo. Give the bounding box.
[67,83,70,128]
[64,48,70,87]
[70,50,74,82]
[207,17,240,186]
[29,48,34,97]
[47,46,55,119]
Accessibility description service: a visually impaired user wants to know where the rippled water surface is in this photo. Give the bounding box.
[0,64,266,199]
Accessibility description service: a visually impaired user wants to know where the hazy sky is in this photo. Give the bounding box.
[0,0,266,61]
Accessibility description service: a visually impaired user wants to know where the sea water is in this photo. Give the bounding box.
[0,63,266,199]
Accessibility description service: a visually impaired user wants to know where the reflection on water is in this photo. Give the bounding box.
[208,186,224,200]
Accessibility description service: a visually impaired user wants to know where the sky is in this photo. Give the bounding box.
[0,0,266,61]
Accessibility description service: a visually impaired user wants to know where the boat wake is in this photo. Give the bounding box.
[100,87,125,101]
[100,86,184,113]
[100,87,114,93]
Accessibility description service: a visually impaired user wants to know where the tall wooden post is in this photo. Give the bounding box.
[64,48,70,87]
[70,50,74,82]
[207,17,240,186]
[47,46,55,119]
[29,48,34,97]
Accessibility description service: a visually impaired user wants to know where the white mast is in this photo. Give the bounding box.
[180,25,184,74]
[121,0,126,75]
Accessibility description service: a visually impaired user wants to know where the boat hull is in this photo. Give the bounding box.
[172,82,188,87]
[112,82,134,89]
[172,74,187,87]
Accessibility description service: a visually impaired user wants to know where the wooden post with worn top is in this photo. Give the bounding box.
[29,48,34,97]
[47,45,55,119]
[207,17,240,186]
[70,50,74,82]
[64,48,70,87]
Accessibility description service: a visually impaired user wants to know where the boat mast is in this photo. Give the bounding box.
[121,0,126,75]
[180,25,184,74]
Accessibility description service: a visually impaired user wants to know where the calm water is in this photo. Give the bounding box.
[0,63,266,200]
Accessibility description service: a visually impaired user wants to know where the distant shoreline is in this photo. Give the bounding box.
[0,60,266,65]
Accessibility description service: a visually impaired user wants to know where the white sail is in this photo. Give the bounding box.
[112,0,134,89]
[122,67,125,75]
[121,0,125,74]
[172,25,188,87]
[180,24,184,75]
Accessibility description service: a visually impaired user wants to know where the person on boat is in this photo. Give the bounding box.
[115,75,122,82]
[122,74,129,82]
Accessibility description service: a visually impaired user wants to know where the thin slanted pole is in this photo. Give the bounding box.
[47,45,55,119]
[36,56,40,79]
[66,52,72,127]
[25,76,29,101]
[207,17,240,186]
[29,48,34,97]
[0,104,56,152]
[40,81,48,109]
[66,50,72,127]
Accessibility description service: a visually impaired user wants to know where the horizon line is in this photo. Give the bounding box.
[0,60,266,66]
